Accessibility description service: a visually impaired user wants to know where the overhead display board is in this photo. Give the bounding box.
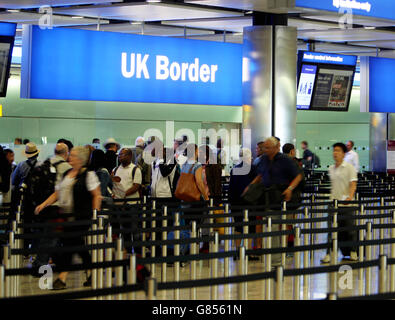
[21,26,242,106]
[297,51,357,111]
[295,0,395,21]
[0,22,16,97]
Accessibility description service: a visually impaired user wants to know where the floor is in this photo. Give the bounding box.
[7,204,395,300]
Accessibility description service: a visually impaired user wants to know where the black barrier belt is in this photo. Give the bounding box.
[300,225,366,235]
[338,237,395,248]
[14,241,369,278]
[364,205,395,211]
[283,259,379,277]
[8,213,394,242]
[0,283,145,300]
[337,213,394,221]
[8,258,385,300]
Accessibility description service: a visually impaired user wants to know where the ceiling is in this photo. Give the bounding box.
[1,0,394,58]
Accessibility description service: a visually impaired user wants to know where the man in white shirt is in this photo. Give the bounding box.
[112,148,142,200]
[321,142,358,264]
[344,140,360,172]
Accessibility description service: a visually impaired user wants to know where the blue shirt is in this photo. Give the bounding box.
[256,153,299,188]
[11,158,41,189]
[181,161,202,175]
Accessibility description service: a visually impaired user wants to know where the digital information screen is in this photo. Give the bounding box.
[297,65,317,110]
[311,68,353,110]
[0,42,11,96]
[297,51,356,111]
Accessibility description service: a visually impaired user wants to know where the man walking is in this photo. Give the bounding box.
[344,140,360,173]
[321,142,358,263]
[244,137,303,267]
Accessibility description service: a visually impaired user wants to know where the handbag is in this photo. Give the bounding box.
[242,182,265,205]
[174,164,201,202]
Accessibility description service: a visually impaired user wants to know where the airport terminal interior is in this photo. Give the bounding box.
[1,0,395,302]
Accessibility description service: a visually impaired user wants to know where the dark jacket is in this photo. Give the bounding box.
[104,150,118,174]
[63,168,93,220]
[229,161,255,204]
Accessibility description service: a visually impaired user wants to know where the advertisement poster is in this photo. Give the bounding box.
[311,72,333,108]
[328,74,352,108]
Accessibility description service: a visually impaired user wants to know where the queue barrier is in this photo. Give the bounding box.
[2,174,393,296]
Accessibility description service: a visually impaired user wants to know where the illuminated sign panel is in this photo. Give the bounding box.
[295,0,395,21]
[21,26,242,106]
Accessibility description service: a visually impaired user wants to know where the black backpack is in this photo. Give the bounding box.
[312,153,321,168]
[24,159,65,207]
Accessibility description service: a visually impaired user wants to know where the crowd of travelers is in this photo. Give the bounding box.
[0,135,360,289]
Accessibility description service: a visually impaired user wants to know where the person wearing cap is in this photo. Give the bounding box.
[11,142,41,192]
[11,143,41,251]
[131,136,145,164]
[103,138,120,174]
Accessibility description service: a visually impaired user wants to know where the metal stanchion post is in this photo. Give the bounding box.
[380,198,385,256]
[116,237,123,300]
[303,208,309,296]
[294,227,301,300]
[174,213,180,300]
[97,217,104,299]
[0,265,4,298]
[209,198,214,237]
[243,210,249,272]
[391,212,395,292]
[211,232,219,300]
[146,277,157,300]
[224,204,230,279]
[128,254,136,300]
[91,220,98,298]
[281,202,286,266]
[151,201,156,277]
[329,239,338,295]
[3,246,9,298]
[190,221,197,300]
[162,206,167,284]
[266,218,272,300]
[142,198,147,259]
[105,225,113,300]
[365,222,372,295]
[238,246,246,300]
[9,230,14,297]
[328,293,337,300]
[275,266,284,300]
[379,255,387,294]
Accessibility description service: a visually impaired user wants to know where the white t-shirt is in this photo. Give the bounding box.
[55,171,100,213]
[344,150,360,173]
[112,163,142,199]
[328,161,358,201]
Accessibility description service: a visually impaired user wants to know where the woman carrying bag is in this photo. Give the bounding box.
[174,144,208,226]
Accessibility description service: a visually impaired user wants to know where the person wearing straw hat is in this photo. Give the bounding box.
[103,137,120,174]
[11,142,41,253]
[11,142,41,193]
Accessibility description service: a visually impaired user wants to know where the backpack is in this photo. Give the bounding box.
[25,159,65,208]
[312,153,321,168]
[167,163,181,197]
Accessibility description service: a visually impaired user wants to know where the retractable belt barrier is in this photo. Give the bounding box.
[2,172,395,300]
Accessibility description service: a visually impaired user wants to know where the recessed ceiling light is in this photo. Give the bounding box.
[7,9,20,13]
[364,26,376,29]
[131,22,142,25]
[71,16,84,19]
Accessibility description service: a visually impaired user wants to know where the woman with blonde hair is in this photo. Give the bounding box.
[35,146,101,289]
